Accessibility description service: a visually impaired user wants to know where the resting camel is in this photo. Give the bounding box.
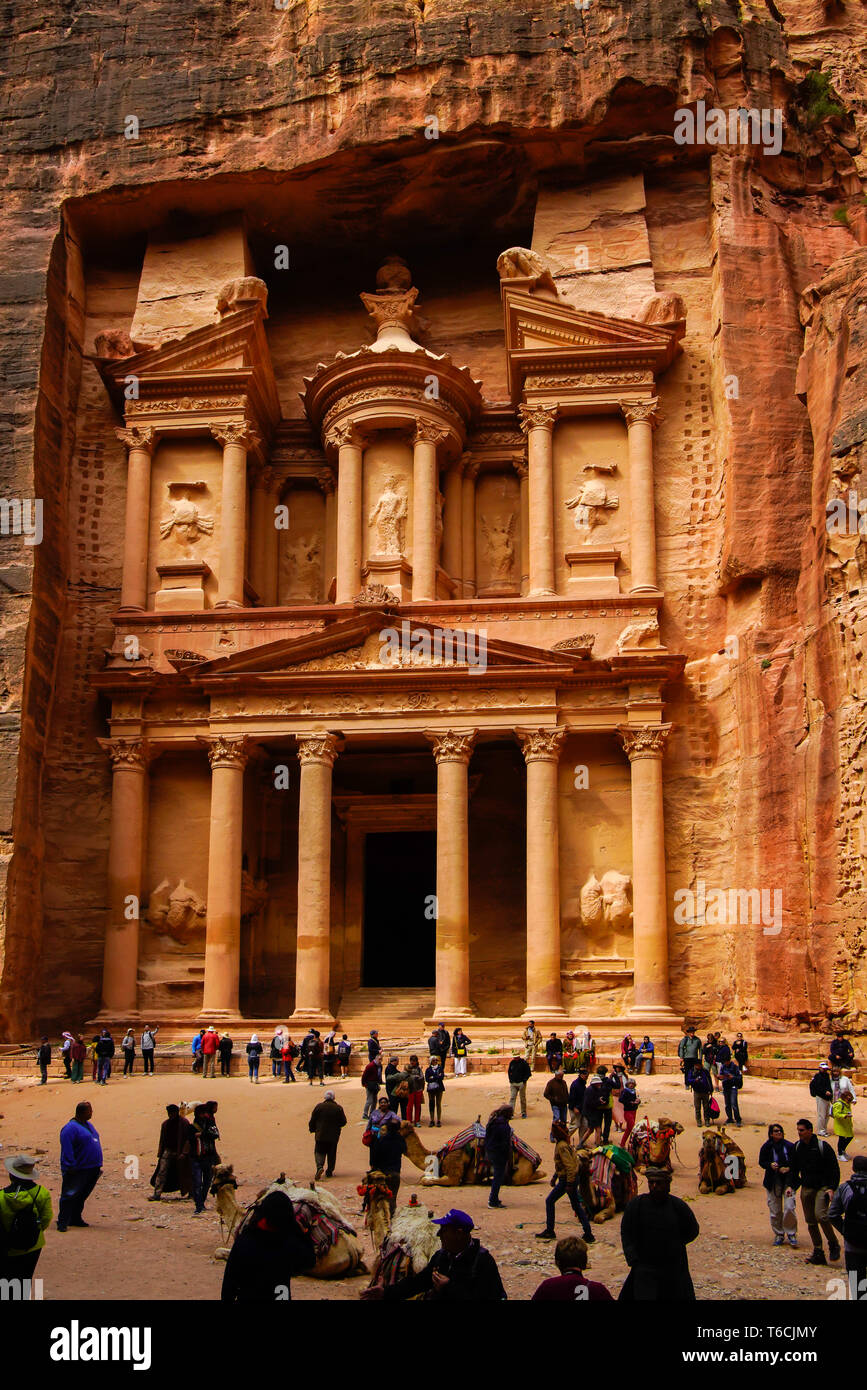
[575,1145,637,1222]
[210,1166,365,1277]
[367,1200,440,1291]
[698,1128,748,1194]
[400,1121,545,1186]
[628,1116,684,1173]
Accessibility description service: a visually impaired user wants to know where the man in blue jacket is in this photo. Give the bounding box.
[58,1100,103,1232]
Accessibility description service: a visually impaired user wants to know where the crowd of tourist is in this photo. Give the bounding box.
[4,1020,863,1301]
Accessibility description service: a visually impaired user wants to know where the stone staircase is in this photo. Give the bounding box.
[335,987,436,1042]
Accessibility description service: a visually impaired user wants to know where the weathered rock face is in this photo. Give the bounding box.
[1,0,866,1035]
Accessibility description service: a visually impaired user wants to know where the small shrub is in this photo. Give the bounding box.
[832,207,850,225]
[801,72,846,130]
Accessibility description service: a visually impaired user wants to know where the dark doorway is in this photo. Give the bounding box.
[363,831,436,986]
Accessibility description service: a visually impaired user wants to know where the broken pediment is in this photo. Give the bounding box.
[501,281,683,404]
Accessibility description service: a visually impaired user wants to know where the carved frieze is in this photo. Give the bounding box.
[126,397,245,416]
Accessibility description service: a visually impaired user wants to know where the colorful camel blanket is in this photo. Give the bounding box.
[436,1124,542,1177]
[292,1199,356,1258]
[588,1149,637,1207]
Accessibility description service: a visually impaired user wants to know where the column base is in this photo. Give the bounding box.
[290,1008,337,1027]
[522,1005,568,1022]
[432,1004,475,1020]
[628,584,662,596]
[628,1003,682,1024]
[527,587,555,599]
[214,599,244,610]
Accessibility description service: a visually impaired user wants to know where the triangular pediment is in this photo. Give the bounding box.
[100,306,281,428]
[184,610,593,681]
[501,284,681,402]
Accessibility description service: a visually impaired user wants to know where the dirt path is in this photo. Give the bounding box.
[0,1065,860,1301]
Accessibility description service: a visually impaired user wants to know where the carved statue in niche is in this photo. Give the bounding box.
[370,475,408,554]
[579,870,633,931]
[282,535,322,601]
[145,879,207,946]
[566,465,619,540]
[159,483,214,555]
[480,513,517,583]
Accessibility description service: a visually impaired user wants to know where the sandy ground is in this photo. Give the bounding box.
[0,1064,861,1302]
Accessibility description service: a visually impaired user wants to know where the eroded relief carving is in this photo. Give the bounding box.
[145,879,207,946]
[281,535,322,602]
[616,615,662,652]
[480,513,517,583]
[580,870,634,931]
[566,472,619,539]
[369,475,408,553]
[159,483,214,554]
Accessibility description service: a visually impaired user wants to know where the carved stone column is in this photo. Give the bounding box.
[412,423,449,601]
[117,427,155,611]
[514,458,530,595]
[461,455,478,598]
[327,423,364,604]
[200,735,251,1016]
[442,460,464,590]
[619,723,675,1018]
[427,730,476,1017]
[621,400,661,593]
[293,732,341,1021]
[248,464,269,604]
[98,737,154,1014]
[517,727,567,1017]
[212,422,260,608]
[262,468,280,606]
[518,404,558,597]
[316,468,337,603]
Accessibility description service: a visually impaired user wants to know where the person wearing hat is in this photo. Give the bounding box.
[619,1166,700,1300]
[809,1061,834,1136]
[148,1103,194,1202]
[60,1031,74,1079]
[57,1100,103,1231]
[830,1066,857,1161]
[0,1154,53,1282]
[677,1026,702,1088]
[361,1208,507,1301]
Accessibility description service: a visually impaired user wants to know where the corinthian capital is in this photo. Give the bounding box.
[324,422,363,451]
[516,727,567,763]
[518,404,558,435]
[199,734,253,769]
[116,426,155,454]
[98,736,154,771]
[211,422,261,451]
[296,731,342,767]
[618,723,672,761]
[414,421,450,448]
[620,399,661,430]
[425,729,477,765]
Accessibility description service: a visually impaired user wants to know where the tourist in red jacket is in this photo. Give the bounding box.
[200,1027,219,1080]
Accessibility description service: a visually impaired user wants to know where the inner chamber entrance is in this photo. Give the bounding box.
[362,830,436,986]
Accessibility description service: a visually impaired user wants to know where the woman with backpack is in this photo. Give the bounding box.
[246,1034,263,1083]
[0,1153,53,1283]
[281,1035,298,1083]
[269,1030,284,1078]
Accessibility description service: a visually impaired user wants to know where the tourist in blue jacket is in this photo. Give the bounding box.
[58,1101,103,1232]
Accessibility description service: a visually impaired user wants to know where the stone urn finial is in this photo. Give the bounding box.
[360,256,421,351]
[216,276,269,318]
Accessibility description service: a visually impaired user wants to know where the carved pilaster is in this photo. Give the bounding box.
[296,732,342,767]
[516,727,567,763]
[426,729,477,765]
[618,723,673,761]
[518,404,558,435]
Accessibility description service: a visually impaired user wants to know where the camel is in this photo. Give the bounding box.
[400,1121,545,1186]
[628,1116,685,1173]
[368,1200,440,1291]
[575,1145,637,1223]
[358,1170,396,1252]
[698,1128,748,1194]
[210,1166,366,1277]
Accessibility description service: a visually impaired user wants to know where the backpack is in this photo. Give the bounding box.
[843,1183,867,1247]
[709,1096,720,1119]
[2,1190,42,1252]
